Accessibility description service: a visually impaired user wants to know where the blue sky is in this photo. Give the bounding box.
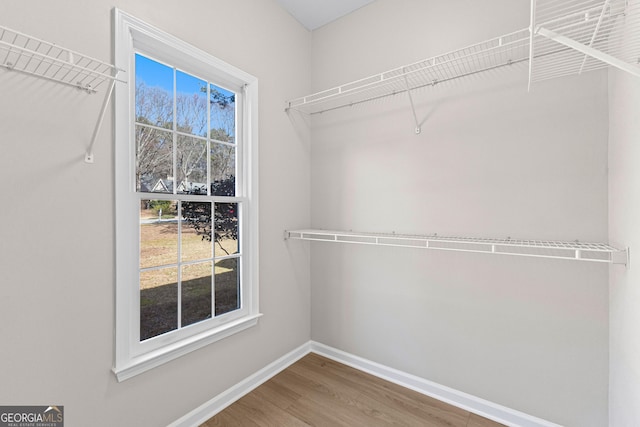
[135,53,235,101]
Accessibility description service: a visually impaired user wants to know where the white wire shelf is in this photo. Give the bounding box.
[285,229,628,265]
[0,24,126,163]
[285,29,531,115]
[0,24,124,92]
[530,0,640,84]
[285,1,640,115]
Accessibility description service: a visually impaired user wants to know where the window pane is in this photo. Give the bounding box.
[215,203,239,257]
[211,143,235,196]
[176,135,207,194]
[215,258,240,316]
[209,84,235,143]
[182,262,212,327]
[181,201,212,262]
[176,70,207,137]
[135,54,173,128]
[140,200,178,268]
[140,267,178,341]
[136,126,173,193]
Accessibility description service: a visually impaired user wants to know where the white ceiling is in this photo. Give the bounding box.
[275,0,377,31]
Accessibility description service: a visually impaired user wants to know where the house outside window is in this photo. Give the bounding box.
[113,9,259,381]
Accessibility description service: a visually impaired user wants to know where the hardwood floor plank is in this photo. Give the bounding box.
[466,413,505,427]
[286,388,407,427]
[204,392,310,427]
[201,402,262,427]
[298,353,470,426]
[354,389,469,427]
[269,369,372,425]
[250,377,303,411]
[270,368,350,403]
[287,357,364,400]
[200,353,506,427]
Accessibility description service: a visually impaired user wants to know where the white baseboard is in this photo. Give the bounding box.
[170,340,562,427]
[167,341,312,427]
[309,341,563,427]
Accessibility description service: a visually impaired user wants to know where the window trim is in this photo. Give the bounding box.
[113,8,259,382]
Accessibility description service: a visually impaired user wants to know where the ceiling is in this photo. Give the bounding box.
[275,0,377,31]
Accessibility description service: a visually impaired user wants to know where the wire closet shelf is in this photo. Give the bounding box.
[285,29,531,115]
[0,25,123,92]
[530,0,640,84]
[285,0,640,115]
[285,230,628,265]
[0,24,126,163]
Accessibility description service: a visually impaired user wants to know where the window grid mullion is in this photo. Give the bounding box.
[177,201,182,330]
[211,139,235,148]
[207,83,212,197]
[173,67,182,330]
[211,202,216,318]
[207,81,214,319]
[236,87,243,197]
[172,66,178,196]
[214,253,241,262]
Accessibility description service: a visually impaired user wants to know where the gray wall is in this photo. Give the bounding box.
[309,1,609,426]
[609,68,640,426]
[0,1,311,426]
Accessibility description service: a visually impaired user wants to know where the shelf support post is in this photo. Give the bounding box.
[85,78,117,163]
[403,71,421,134]
[578,0,611,74]
[528,0,537,91]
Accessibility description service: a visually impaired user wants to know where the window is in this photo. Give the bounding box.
[113,9,259,381]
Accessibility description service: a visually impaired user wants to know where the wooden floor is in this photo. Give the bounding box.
[201,353,504,427]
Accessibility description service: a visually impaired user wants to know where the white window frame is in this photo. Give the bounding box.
[113,9,260,382]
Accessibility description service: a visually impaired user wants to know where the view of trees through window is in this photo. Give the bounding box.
[135,53,241,341]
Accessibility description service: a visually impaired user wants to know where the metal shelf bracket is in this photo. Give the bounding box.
[536,27,640,78]
[85,79,118,163]
[403,71,422,134]
[610,246,630,267]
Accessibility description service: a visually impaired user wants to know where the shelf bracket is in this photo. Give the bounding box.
[536,27,640,78]
[611,247,630,267]
[403,71,421,135]
[85,78,117,163]
[528,0,537,91]
[578,0,612,74]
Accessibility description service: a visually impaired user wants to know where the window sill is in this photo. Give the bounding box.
[113,313,262,382]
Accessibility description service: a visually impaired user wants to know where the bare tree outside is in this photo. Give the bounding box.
[135,82,236,193]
